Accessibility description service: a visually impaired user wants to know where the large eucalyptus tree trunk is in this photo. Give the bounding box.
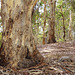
[47,0,56,43]
[0,0,44,69]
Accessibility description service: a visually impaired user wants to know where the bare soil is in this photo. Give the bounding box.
[0,41,75,75]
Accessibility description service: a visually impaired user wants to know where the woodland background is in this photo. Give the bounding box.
[0,0,75,75]
[0,0,75,46]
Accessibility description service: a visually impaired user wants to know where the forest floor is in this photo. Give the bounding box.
[0,40,75,75]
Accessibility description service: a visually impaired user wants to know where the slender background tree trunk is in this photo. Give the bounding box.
[62,15,65,41]
[60,6,66,41]
[43,1,46,45]
[69,10,72,40]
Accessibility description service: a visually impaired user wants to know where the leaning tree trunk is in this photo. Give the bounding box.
[0,0,44,69]
[47,0,56,43]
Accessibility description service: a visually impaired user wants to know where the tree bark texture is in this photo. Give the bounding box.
[0,0,44,69]
[47,0,56,43]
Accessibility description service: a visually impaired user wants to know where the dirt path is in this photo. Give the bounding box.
[0,41,75,75]
[37,41,75,74]
[38,40,75,59]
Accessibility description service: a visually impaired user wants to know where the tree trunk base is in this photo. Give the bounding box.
[17,49,44,69]
[47,39,56,44]
[0,45,44,69]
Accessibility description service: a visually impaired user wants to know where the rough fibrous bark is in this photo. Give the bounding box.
[0,0,44,69]
[47,0,56,43]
